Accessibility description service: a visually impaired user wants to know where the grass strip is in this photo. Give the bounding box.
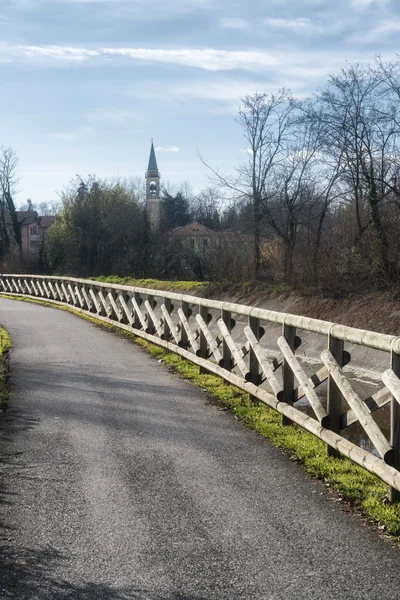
[1,292,400,538]
[0,325,11,408]
[88,275,209,294]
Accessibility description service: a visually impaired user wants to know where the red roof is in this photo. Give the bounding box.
[39,216,56,227]
[172,221,217,237]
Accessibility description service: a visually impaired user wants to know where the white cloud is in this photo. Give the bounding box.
[172,80,271,102]
[351,0,389,7]
[101,47,278,71]
[126,78,271,109]
[1,44,279,72]
[12,0,212,7]
[0,42,385,81]
[63,0,212,4]
[127,78,290,115]
[357,19,400,41]
[156,146,180,152]
[16,45,98,62]
[10,0,214,20]
[219,18,249,30]
[265,17,312,31]
[122,46,382,113]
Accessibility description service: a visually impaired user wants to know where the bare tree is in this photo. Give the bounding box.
[316,64,400,281]
[0,147,21,254]
[238,90,297,275]
[190,187,224,230]
[257,106,332,278]
[37,200,61,216]
[122,175,147,206]
[297,102,346,281]
[200,89,295,276]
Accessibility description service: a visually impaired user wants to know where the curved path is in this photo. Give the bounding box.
[1,298,400,599]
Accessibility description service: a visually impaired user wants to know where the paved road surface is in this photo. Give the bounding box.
[1,298,400,599]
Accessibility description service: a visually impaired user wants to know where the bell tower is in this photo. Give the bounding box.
[146,140,161,230]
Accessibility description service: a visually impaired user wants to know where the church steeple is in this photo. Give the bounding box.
[148,141,158,172]
[145,140,161,230]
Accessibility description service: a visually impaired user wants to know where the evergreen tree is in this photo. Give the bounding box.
[45,176,147,277]
[160,191,191,231]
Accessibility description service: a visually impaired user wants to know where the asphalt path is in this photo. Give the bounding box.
[1,298,400,599]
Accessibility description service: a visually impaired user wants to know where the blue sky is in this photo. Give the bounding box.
[1,0,400,205]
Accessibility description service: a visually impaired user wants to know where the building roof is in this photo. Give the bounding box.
[5,211,56,227]
[38,215,56,227]
[172,221,217,237]
[147,142,159,172]
[15,211,37,225]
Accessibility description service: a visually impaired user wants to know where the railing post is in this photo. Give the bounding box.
[180,300,190,348]
[133,292,143,330]
[390,347,400,503]
[32,278,39,297]
[119,290,129,324]
[80,283,88,311]
[282,320,296,426]
[94,285,105,316]
[163,297,172,341]
[199,304,210,374]
[146,294,156,335]
[220,308,233,372]
[106,289,117,321]
[248,315,262,401]
[327,332,344,457]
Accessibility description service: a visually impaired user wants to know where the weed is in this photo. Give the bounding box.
[88,276,209,294]
[0,325,11,407]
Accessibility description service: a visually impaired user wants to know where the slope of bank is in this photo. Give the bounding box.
[92,276,400,335]
[0,326,11,407]
[94,277,400,380]
[208,285,400,383]
[211,286,400,337]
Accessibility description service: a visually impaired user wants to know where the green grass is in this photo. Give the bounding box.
[0,325,11,407]
[88,275,209,294]
[0,326,11,357]
[142,346,400,535]
[1,291,400,538]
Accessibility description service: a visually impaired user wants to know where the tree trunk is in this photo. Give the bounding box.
[368,183,390,282]
[253,199,261,277]
[284,241,295,279]
[0,205,10,257]
[312,207,328,284]
[5,192,22,252]
[284,215,296,279]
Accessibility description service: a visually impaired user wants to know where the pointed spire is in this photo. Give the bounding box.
[147,141,158,172]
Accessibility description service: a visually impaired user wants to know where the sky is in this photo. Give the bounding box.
[1,0,400,205]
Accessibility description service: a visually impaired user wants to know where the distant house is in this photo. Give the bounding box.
[171,221,255,251]
[169,221,263,281]
[171,221,217,253]
[5,210,55,259]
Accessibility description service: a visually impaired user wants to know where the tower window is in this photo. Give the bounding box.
[149,181,157,196]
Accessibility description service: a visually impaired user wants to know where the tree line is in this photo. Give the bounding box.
[3,57,400,290]
[203,58,400,289]
[43,178,234,278]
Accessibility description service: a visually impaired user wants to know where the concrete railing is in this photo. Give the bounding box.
[2,273,400,501]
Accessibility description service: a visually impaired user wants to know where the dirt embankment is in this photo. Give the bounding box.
[200,285,400,380]
[205,285,400,337]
